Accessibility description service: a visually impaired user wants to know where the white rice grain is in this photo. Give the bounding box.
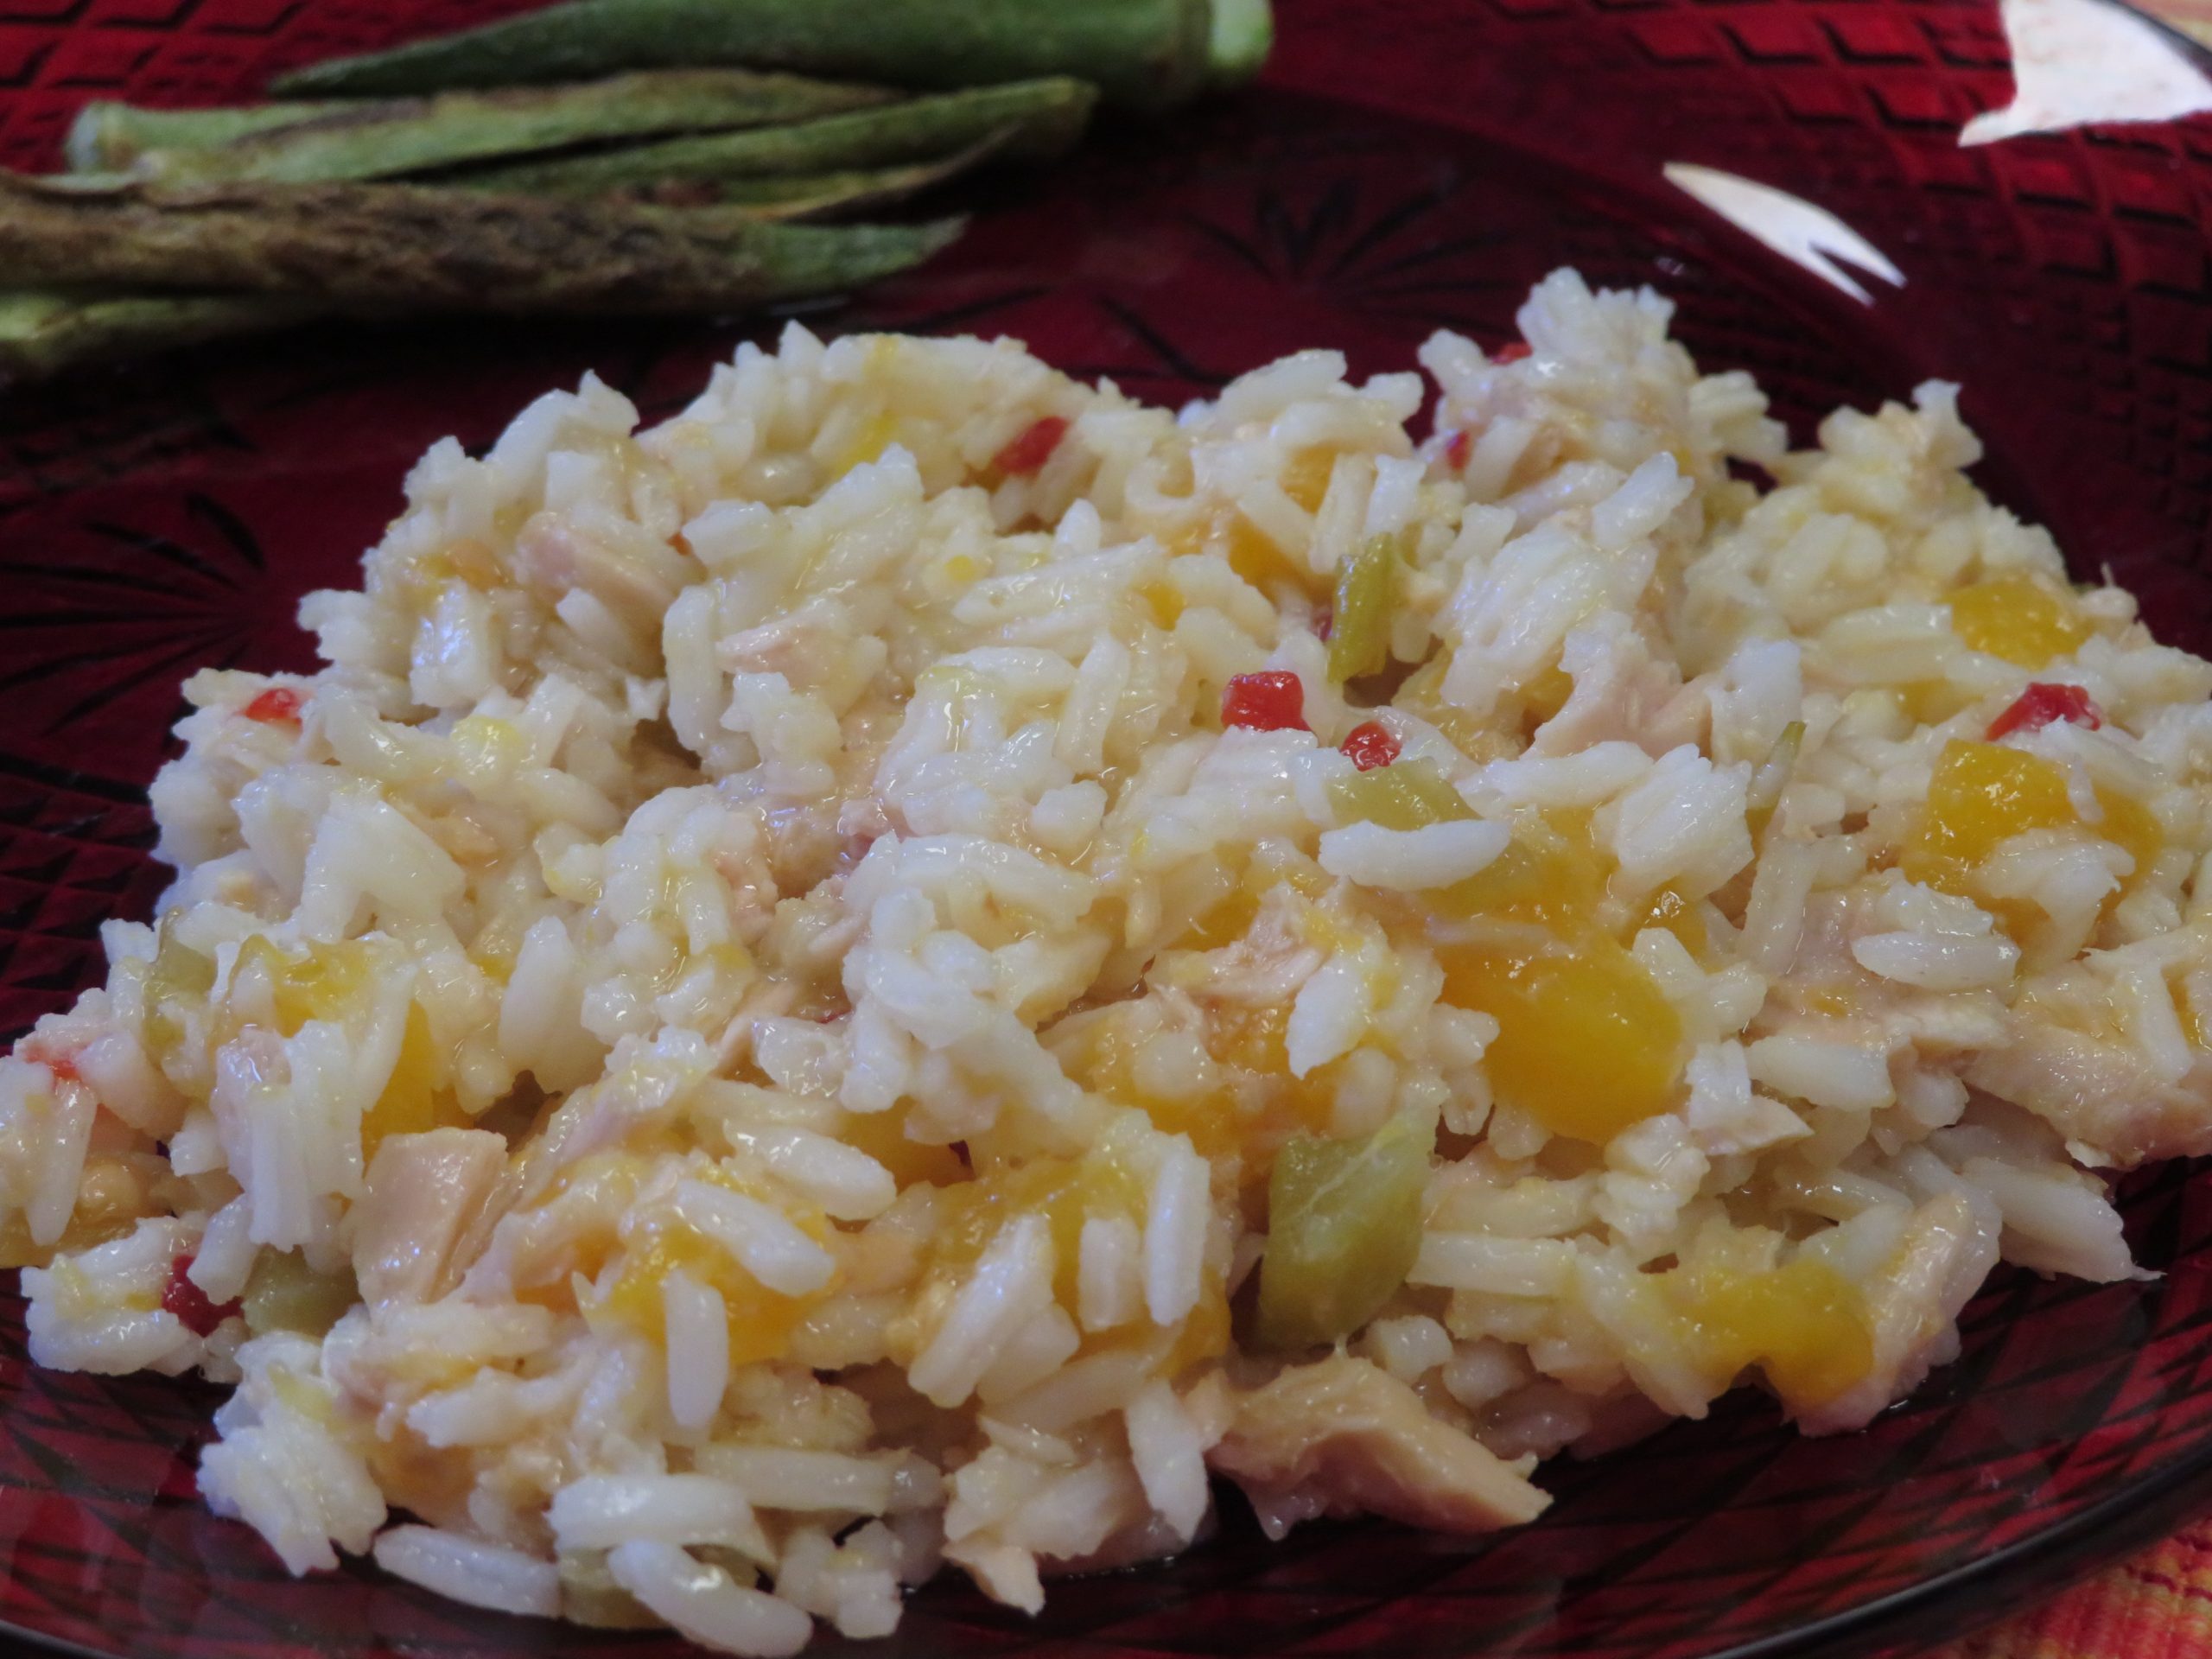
[663,1268,731,1433]
[372,1526,560,1618]
[607,1541,813,1659]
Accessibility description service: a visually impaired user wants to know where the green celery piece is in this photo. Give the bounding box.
[1327,757,1475,830]
[241,1250,359,1338]
[1327,531,1401,684]
[1254,1109,1437,1351]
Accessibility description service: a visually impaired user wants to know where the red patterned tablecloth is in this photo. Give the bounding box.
[1935,1513,2212,1657]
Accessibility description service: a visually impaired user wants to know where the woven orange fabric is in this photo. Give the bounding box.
[2145,0,2212,46]
[1931,1513,2212,1659]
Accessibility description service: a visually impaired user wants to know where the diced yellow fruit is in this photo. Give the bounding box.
[1161,1281,1233,1375]
[1281,446,1336,513]
[232,938,467,1157]
[1904,740,2075,894]
[1336,761,1680,1141]
[1949,575,2090,668]
[269,1365,340,1427]
[831,407,899,477]
[837,1105,968,1190]
[0,1156,149,1269]
[1161,505,1318,600]
[602,1223,816,1370]
[2094,784,2163,888]
[238,936,373,1036]
[1520,664,1573,725]
[1136,576,1185,630]
[450,715,526,785]
[1899,680,1973,727]
[1440,813,1608,928]
[469,944,516,985]
[444,537,501,588]
[1173,887,1260,953]
[1903,740,2160,936]
[361,1003,463,1157]
[1437,935,1685,1145]
[1334,764,1615,929]
[1252,1109,1434,1351]
[1077,1021,1229,1161]
[1225,513,1312,595]
[508,1151,645,1306]
[1638,887,1707,958]
[1669,1255,1873,1409]
[913,1134,1230,1377]
[930,1148,1146,1312]
[1393,653,1512,765]
[598,1160,833,1365]
[389,546,456,611]
[1797,983,1859,1019]
[1205,1002,1341,1138]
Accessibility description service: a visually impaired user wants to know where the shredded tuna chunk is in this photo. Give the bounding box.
[351,1129,508,1306]
[1206,1355,1549,1539]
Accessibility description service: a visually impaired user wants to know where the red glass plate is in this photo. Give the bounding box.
[4,1,2212,1655]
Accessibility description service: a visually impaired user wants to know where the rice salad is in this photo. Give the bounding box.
[8,267,2210,1654]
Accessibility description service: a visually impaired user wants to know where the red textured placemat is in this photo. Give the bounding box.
[1935,1511,2212,1658]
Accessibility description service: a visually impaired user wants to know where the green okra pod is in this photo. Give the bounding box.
[0,175,963,314]
[272,0,1267,112]
[459,77,1093,198]
[65,102,335,173]
[0,289,322,381]
[691,143,1014,218]
[102,69,898,188]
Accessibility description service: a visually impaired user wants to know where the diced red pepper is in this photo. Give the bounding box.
[1340,721,1402,772]
[161,1255,240,1339]
[18,1039,78,1083]
[991,415,1070,477]
[244,687,302,725]
[1987,681,2101,741]
[1444,429,1471,469]
[1222,671,1309,733]
[1494,340,1532,363]
[1313,607,1333,643]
